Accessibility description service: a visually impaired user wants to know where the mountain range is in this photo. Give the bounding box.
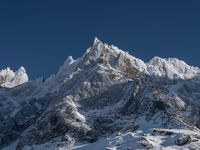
[1,38,200,150]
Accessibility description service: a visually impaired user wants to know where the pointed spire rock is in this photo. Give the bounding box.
[13,66,28,86]
[93,37,102,44]
[17,66,27,73]
[92,37,104,49]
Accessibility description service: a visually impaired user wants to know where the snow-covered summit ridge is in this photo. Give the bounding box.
[147,56,200,79]
[70,37,199,79]
[0,66,28,88]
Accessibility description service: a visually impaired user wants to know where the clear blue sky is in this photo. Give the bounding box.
[0,0,200,79]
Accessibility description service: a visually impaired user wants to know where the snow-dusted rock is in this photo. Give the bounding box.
[83,38,200,79]
[0,66,28,88]
[1,38,200,150]
[146,56,200,79]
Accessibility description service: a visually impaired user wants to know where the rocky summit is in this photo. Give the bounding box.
[1,38,200,150]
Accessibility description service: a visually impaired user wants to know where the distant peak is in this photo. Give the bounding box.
[0,66,28,88]
[17,66,26,73]
[5,67,11,71]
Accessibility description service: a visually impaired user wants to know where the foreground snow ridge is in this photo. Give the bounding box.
[1,38,200,150]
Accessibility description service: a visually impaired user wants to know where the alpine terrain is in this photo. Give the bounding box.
[1,38,200,150]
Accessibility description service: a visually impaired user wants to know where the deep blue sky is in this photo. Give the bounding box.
[0,0,200,79]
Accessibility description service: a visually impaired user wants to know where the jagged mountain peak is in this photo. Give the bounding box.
[17,66,27,73]
[0,66,28,88]
[90,37,104,53]
[93,37,102,45]
[147,56,200,79]
[69,38,200,79]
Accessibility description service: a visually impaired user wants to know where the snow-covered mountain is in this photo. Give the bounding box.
[83,38,200,79]
[1,38,200,150]
[0,67,28,88]
[146,56,200,79]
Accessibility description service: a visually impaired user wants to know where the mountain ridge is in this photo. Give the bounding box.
[1,37,199,88]
[0,66,28,88]
[1,38,200,150]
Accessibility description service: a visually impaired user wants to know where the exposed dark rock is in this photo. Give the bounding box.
[175,136,191,146]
